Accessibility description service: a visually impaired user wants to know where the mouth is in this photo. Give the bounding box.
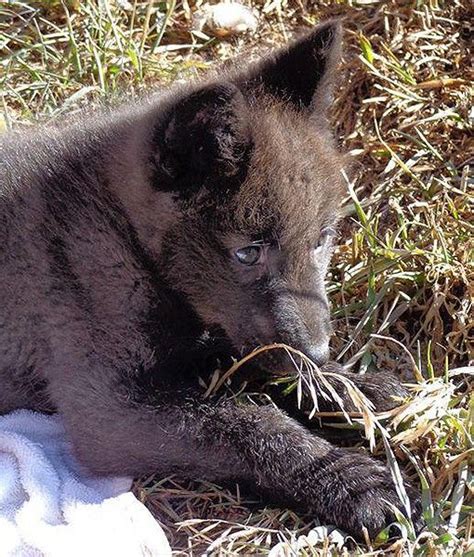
[237,340,310,377]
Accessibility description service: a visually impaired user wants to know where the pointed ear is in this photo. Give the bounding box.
[152,83,252,197]
[237,20,342,114]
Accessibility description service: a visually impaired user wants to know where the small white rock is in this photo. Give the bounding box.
[195,2,258,38]
[115,0,133,10]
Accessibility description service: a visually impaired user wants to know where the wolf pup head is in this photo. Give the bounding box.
[147,21,345,372]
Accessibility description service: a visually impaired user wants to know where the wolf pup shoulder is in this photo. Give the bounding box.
[0,21,421,539]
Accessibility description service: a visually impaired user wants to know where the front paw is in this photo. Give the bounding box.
[338,473,423,540]
[304,450,422,539]
[320,363,408,412]
[351,371,409,412]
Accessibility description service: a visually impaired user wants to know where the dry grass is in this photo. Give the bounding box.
[1,0,472,555]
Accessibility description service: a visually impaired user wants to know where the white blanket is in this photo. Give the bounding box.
[0,410,171,557]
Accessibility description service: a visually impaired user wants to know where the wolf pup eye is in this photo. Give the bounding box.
[235,245,263,266]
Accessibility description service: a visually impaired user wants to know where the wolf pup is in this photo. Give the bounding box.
[0,21,421,538]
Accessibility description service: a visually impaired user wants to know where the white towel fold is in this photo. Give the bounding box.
[0,410,171,557]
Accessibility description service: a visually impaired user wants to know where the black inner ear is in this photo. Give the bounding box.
[151,83,253,199]
[238,20,341,111]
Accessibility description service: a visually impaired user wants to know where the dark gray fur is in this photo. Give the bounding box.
[0,21,421,539]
